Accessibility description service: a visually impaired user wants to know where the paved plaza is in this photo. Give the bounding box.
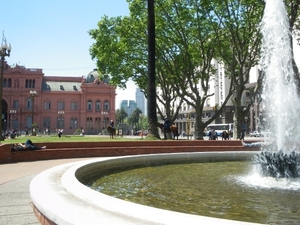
[0,158,92,225]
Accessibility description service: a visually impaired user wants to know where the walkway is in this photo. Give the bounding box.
[0,158,92,225]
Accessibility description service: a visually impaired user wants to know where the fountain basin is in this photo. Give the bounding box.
[30,152,264,225]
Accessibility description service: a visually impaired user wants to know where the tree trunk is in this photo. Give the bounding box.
[146,0,159,138]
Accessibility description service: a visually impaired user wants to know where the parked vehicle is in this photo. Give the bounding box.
[249,131,261,137]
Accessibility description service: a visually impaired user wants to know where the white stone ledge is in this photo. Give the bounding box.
[30,152,265,225]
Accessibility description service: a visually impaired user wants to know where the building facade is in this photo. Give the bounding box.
[2,64,116,135]
[135,88,145,114]
[119,99,138,116]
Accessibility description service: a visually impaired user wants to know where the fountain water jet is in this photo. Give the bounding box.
[253,0,300,178]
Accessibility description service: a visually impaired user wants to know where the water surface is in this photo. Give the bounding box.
[87,161,300,224]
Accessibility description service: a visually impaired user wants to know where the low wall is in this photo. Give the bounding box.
[0,140,259,164]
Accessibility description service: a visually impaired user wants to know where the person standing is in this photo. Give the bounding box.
[58,129,63,138]
[240,130,245,140]
[163,117,171,131]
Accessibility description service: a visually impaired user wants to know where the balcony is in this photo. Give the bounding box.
[21,108,37,113]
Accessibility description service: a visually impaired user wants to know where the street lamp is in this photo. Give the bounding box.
[101,111,108,128]
[30,90,37,135]
[0,33,11,140]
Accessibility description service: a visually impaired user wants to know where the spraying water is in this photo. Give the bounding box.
[260,0,300,150]
[253,0,300,178]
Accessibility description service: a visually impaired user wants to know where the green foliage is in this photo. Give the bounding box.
[116,108,128,125]
[88,0,299,139]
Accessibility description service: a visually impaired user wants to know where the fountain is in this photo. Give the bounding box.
[29,0,300,224]
[253,0,300,178]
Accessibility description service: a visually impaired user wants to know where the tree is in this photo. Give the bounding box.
[206,0,265,139]
[146,0,160,138]
[115,108,128,125]
[88,0,270,140]
[128,108,143,132]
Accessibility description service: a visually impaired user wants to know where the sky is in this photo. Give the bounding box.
[1,0,137,109]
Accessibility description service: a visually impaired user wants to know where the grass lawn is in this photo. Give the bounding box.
[1,134,147,144]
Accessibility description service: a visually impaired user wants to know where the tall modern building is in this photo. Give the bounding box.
[119,100,137,116]
[135,88,145,114]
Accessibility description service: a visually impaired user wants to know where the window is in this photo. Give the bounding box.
[25,79,36,88]
[87,100,92,111]
[27,98,33,108]
[13,100,19,109]
[71,101,78,110]
[104,101,109,111]
[57,117,64,129]
[3,78,7,87]
[70,118,78,129]
[87,117,92,129]
[3,78,12,88]
[95,117,101,132]
[43,117,51,129]
[96,100,101,111]
[44,101,51,110]
[58,101,64,110]
[7,78,11,87]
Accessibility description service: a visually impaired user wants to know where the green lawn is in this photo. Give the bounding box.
[1,134,146,144]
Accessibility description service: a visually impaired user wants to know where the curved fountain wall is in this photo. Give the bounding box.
[30,152,264,225]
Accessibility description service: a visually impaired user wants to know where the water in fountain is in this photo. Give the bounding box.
[253,0,300,178]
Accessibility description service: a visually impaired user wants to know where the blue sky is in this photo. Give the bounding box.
[1,0,137,108]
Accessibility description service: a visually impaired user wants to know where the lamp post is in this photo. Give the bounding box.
[0,33,11,140]
[30,90,37,135]
[102,111,108,129]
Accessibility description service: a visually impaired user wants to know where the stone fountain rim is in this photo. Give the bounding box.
[30,152,265,225]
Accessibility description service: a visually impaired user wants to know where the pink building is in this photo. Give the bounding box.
[2,63,116,135]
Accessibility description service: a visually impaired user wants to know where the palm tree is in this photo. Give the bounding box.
[147,0,160,138]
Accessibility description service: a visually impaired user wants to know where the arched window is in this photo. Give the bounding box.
[44,101,51,110]
[57,117,64,129]
[71,101,78,110]
[104,101,109,111]
[87,100,92,111]
[96,100,101,111]
[58,101,64,110]
[87,117,93,130]
[95,117,101,133]
[70,118,78,129]
[27,98,33,108]
[43,117,51,129]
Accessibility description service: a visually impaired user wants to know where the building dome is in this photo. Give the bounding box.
[86,69,110,84]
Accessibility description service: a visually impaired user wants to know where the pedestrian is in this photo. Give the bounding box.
[210,129,216,140]
[240,130,245,140]
[58,129,63,138]
[81,128,85,136]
